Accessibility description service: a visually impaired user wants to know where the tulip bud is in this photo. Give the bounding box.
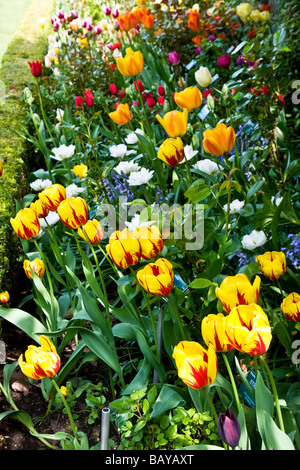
[106,228,141,269]
[218,409,241,448]
[39,184,66,212]
[78,219,104,245]
[157,137,185,167]
[134,225,164,260]
[0,291,10,303]
[156,109,188,138]
[28,60,42,78]
[137,258,174,296]
[10,208,40,240]
[84,89,94,107]
[195,66,212,88]
[174,86,202,112]
[57,197,89,229]
[109,103,132,125]
[168,51,180,66]
[73,163,88,179]
[30,199,49,218]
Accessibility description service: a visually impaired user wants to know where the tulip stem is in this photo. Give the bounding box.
[140,287,161,364]
[167,293,186,340]
[50,378,76,436]
[203,386,219,424]
[222,353,241,412]
[259,356,285,433]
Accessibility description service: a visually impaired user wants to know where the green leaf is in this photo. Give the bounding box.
[150,385,186,419]
[189,278,215,289]
[0,308,47,340]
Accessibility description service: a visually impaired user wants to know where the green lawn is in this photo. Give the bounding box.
[0,0,32,65]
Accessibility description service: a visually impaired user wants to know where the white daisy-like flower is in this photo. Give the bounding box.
[128,168,154,186]
[114,161,141,176]
[109,143,136,159]
[193,159,220,175]
[39,211,60,228]
[125,129,144,145]
[30,178,53,191]
[66,183,85,197]
[241,230,267,250]
[223,199,245,214]
[125,213,154,232]
[50,144,76,161]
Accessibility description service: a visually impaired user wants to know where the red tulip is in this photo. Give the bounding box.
[84,89,94,107]
[75,96,84,107]
[110,83,118,95]
[157,85,165,96]
[217,54,231,68]
[134,80,144,92]
[28,61,42,77]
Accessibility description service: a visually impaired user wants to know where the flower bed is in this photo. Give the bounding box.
[0,0,300,451]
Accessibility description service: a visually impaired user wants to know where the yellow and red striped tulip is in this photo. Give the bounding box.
[137,257,174,296]
[0,291,10,303]
[157,137,185,167]
[281,292,300,322]
[201,313,234,352]
[134,225,164,260]
[23,258,45,279]
[109,103,132,125]
[57,197,89,229]
[172,341,218,389]
[224,304,272,356]
[116,47,144,77]
[174,86,202,112]
[256,251,286,281]
[10,208,40,240]
[156,109,189,138]
[215,273,261,314]
[18,335,61,380]
[78,219,104,245]
[203,123,235,157]
[39,184,66,212]
[30,199,49,219]
[106,228,141,270]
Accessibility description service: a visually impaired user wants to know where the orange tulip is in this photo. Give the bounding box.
[142,14,154,29]
[203,123,235,157]
[188,9,201,33]
[10,208,40,240]
[39,184,66,212]
[118,13,131,32]
[109,103,132,125]
[174,86,202,112]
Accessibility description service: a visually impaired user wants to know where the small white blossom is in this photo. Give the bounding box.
[56,108,64,123]
[50,144,75,161]
[128,168,154,186]
[241,230,267,250]
[125,129,144,145]
[114,161,141,176]
[193,159,220,175]
[39,211,60,228]
[271,195,283,206]
[179,145,198,163]
[125,214,154,232]
[109,144,136,159]
[66,184,85,197]
[223,199,245,214]
[30,178,53,191]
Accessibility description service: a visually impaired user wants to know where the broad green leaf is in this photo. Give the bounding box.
[0,308,47,340]
[151,385,186,418]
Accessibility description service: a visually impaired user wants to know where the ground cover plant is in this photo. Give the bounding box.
[0,0,300,451]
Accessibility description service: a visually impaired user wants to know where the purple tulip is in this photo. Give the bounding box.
[168,51,180,66]
[218,409,241,448]
[236,55,245,66]
[70,10,78,19]
[209,34,216,42]
[195,47,202,55]
[217,54,231,69]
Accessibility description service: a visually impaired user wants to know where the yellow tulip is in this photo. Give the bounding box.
[203,123,235,157]
[23,258,45,279]
[260,11,270,22]
[172,341,218,389]
[156,109,188,138]
[39,184,66,212]
[236,3,252,23]
[0,291,10,303]
[215,273,261,314]
[60,386,68,397]
[57,197,89,229]
[18,335,61,380]
[157,137,185,167]
[78,219,104,245]
[73,163,88,179]
[10,208,40,240]
[224,304,272,356]
[106,228,141,270]
[281,292,300,322]
[134,225,164,260]
[201,313,234,352]
[174,86,202,112]
[109,103,132,125]
[256,251,286,281]
[137,257,174,296]
[116,47,144,77]
[250,9,262,22]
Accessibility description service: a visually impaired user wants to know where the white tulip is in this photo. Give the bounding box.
[195,66,212,88]
[241,230,267,250]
